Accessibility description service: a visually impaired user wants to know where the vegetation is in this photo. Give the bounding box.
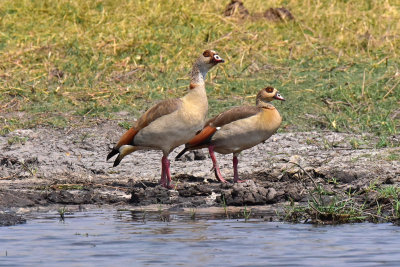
[0,0,399,139]
[242,205,252,222]
[58,206,67,221]
[7,136,28,145]
[283,168,400,225]
[222,195,230,218]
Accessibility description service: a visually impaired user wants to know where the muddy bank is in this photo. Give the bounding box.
[1,120,399,224]
[0,212,26,226]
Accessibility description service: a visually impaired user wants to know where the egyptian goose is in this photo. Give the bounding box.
[175,87,285,183]
[107,50,224,188]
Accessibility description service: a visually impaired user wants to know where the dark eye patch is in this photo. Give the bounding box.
[203,50,212,57]
[265,87,274,93]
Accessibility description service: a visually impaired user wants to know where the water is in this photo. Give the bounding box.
[1,209,400,266]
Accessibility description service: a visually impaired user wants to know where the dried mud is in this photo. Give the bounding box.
[1,120,400,224]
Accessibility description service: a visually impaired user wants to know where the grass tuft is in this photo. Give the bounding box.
[0,0,399,137]
[284,170,400,224]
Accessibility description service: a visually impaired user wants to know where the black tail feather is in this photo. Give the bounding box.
[113,156,122,167]
[175,147,188,160]
[107,148,119,161]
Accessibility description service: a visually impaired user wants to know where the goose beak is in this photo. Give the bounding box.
[274,92,285,101]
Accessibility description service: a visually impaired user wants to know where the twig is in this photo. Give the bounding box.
[376,57,389,66]
[289,161,318,188]
[289,161,319,204]
[383,79,400,99]
[353,207,387,221]
[138,180,148,188]
[20,162,35,176]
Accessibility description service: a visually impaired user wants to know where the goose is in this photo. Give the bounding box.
[107,50,224,188]
[175,87,284,183]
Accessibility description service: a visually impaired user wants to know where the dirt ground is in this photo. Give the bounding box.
[1,119,399,224]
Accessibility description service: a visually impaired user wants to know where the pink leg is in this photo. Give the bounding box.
[161,156,174,189]
[208,146,227,183]
[159,157,167,186]
[233,155,244,183]
[164,157,174,189]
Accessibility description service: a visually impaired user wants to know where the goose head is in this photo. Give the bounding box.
[195,50,224,77]
[256,86,285,104]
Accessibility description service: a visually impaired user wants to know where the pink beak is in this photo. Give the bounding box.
[274,92,285,101]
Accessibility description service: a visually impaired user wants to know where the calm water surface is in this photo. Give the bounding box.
[1,209,400,266]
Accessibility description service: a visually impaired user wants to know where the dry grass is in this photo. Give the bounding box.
[0,0,399,140]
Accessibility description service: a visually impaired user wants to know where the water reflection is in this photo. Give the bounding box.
[1,209,400,266]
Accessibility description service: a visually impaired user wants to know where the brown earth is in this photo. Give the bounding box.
[1,120,400,224]
[223,1,294,22]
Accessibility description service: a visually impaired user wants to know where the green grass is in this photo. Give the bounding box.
[242,205,252,222]
[284,175,400,224]
[7,136,28,145]
[1,0,399,137]
[284,196,366,224]
[378,185,400,199]
[58,206,67,221]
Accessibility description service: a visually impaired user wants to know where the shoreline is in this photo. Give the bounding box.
[1,121,399,225]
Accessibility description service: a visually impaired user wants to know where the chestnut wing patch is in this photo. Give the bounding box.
[187,106,261,147]
[187,126,217,146]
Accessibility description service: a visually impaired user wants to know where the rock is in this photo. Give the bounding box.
[0,190,37,208]
[0,156,19,167]
[286,185,305,201]
[218,180,277,206]
[193,150,207,160]
[181,151,195,162]
[0,212,26,226]
[266,188,277,202]
[315,166,364,184]
[177,150,207,162]
[44,189,97,205]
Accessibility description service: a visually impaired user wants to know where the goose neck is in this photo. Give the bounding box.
[190,62,208,86]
